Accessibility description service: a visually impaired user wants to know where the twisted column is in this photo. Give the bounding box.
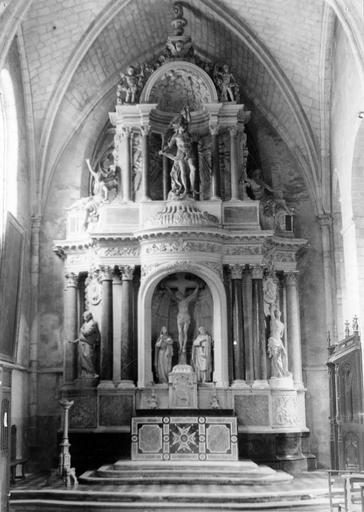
[285,272,303,386]
[100,266,113,381]
[119,265,135,382]
[63,273,78,383]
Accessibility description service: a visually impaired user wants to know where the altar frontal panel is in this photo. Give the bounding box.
[131,416,238,461]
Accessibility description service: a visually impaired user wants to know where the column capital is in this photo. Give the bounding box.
[140,124,151,136]
[99,265,114,280]
[119,265,135,281]
[229,126,238,137]
[118,126,131,138]
[317,213,332,227]
[59,399,74,410]
[252,266,264,279]
[209,124,220,136]
[284,271,299,285]
[64,272,78,288]
[229,264,243,279]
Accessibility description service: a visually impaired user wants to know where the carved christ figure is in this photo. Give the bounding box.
[165,285,199,355]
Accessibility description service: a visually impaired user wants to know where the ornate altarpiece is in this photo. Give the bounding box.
[54,5,309,469]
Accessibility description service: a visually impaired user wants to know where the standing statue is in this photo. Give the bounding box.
[116,65,147,104]
[69,311,100,378]
[159,107,198,199]
[267,304,289,378]
[165,284,199,356]
[154,326,174,383]
[192,326,213,382]
[214,64,239,102]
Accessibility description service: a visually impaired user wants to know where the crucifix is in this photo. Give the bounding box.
[164,273,200,362]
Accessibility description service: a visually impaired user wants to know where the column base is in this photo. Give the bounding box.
[231,380,251,389]
[251,379,270,389]
[97,380,115,389]
[115,380,135,389]
[269,375,294,389]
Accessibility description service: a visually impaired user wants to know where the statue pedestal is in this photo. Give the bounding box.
[269,375,294,389]
[169,364,197,408]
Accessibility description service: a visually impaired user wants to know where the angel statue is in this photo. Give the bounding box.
[244,168,292,231]
[86,156,119,202]
[159,106,198,200]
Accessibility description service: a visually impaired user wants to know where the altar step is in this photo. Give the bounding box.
[81,459,293,485]
[10,471,335,511]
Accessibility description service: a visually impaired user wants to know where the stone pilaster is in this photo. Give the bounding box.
[242,265,254,381]
[119,265,135,382]
[210,124,220,199]
[252,266,267,381]
[63,272,78,383]
[317,214,335,338]
[100,266,113,381]
[285,272,303,387]
[229,127,239,200]
[140,125,151,201]
[230,264,244,380]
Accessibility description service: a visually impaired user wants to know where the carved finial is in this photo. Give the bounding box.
[344,320,350,338]
[171,3,187,36]
[352,315,359,335]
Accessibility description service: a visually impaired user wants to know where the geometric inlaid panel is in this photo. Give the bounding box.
[131,416,238,461]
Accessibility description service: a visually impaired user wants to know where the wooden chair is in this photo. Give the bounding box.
[328,470,364,511]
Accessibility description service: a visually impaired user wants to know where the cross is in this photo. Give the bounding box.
[164,273,198,295]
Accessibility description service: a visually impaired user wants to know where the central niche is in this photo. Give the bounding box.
[151,272,212,380]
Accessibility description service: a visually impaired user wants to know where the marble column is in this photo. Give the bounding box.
[210,125,220,199]
[230,264,244,380]
[242,265,254,381]
[63,273,78,382]
[100,266,113,381]
[229,127,239,201]
[252,266,267,380]
[140,125,151,201]
[119,265,135,382]
[112,272,123,382]
[285,272,303,386]
[120,127,131,202]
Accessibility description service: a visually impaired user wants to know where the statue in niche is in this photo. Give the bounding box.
[244,168,292,231]
[267,304,289,378]
[213,64,240,102]
[69,311,100,378]
[154,326,174,383]
[192,326,213,383]
[163,276,200,358]
[86,155,119,202]
[159,106,198,200]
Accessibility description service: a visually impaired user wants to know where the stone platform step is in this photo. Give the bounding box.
[81,459,293,485]
[10,471,336,512]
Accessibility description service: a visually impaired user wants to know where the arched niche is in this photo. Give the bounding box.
[151,272,213,378]
[140,60,218,112]
[138,262,228,388]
